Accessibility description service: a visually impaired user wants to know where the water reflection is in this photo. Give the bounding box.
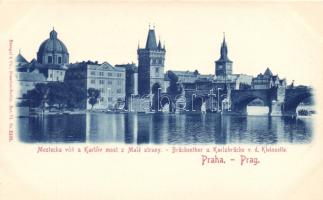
[17,113,313,144]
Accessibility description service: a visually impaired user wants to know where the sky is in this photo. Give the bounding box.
[2,2,323,86]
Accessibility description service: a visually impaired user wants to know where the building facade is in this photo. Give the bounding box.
[16,70,47,98]
[115,63,138,97]
[252,68,286,89]
[65,61,126,110]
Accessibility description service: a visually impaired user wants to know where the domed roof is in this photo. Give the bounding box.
[37,29,69,54]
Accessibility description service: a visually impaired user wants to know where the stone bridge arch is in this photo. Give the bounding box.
[230,89,274,115]
[153,93,188,112]
[284,88,313,116]
[159,93,174,112]
[184,90,215,112]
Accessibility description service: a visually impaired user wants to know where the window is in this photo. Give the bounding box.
[117,73,122,78]
[50,74,53,78]
[108,72,112,77]
[91,79,95,84]
[60,71,63,75]
[58,57,62,64]
[99,80,104,84]
[90,71,96,76]
[99,72,104,76]
[155,67,159,75]
[48,56,52,63]
[108,97,113,101]
[108,80,112,85]
[117,89,122,93]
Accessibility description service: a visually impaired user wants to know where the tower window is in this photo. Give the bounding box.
[48,56,52,63]
[58,57,62,64]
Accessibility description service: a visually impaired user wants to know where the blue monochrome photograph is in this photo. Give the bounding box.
[15,27,315,144]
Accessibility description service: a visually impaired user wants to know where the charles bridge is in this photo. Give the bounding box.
[151,85,313,117]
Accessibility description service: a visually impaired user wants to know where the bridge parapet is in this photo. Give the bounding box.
[283,87,313,116]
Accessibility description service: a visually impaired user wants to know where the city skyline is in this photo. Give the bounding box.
[6,3,323,86]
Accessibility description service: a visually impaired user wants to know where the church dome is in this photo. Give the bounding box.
[37,29,69,65]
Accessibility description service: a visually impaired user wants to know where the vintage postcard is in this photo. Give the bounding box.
[1,1,323,200]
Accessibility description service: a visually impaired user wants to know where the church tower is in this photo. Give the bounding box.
[215,34,233,77]
[137,26,166,95]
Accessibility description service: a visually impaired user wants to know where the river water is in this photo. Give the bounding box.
[17,112,313,144]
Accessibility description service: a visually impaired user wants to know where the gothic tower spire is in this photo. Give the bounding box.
[215,33,233,77]
[157,37,162,49]
[220,32,228,60]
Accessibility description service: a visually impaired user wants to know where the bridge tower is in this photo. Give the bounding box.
[137,26,166,96]
[215,33,233,78]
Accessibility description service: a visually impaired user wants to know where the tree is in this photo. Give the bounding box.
[23,83,49,112]
[166,70,182,95]
[66,84,87,110]
[46,82,87,111]
[47,82,69,110]
[87,88,100,110]
[23,82,88,112]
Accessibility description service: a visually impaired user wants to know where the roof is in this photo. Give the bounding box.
[171,70,197,76]
[216,36,232,63]
[16,53,28,63]
[69,61,124,72]
[21,59,67,70]
[17,71,46,82]
[264,68,273,76]
[67,61,96,69]
[145,29,158,49]
[195,78,212,83]
[115,63,138,72]
[198,74,213,79]
[88,62,125,72]
[37,29,69,55]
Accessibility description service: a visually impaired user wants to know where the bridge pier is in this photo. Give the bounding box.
[270,101,283,116]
